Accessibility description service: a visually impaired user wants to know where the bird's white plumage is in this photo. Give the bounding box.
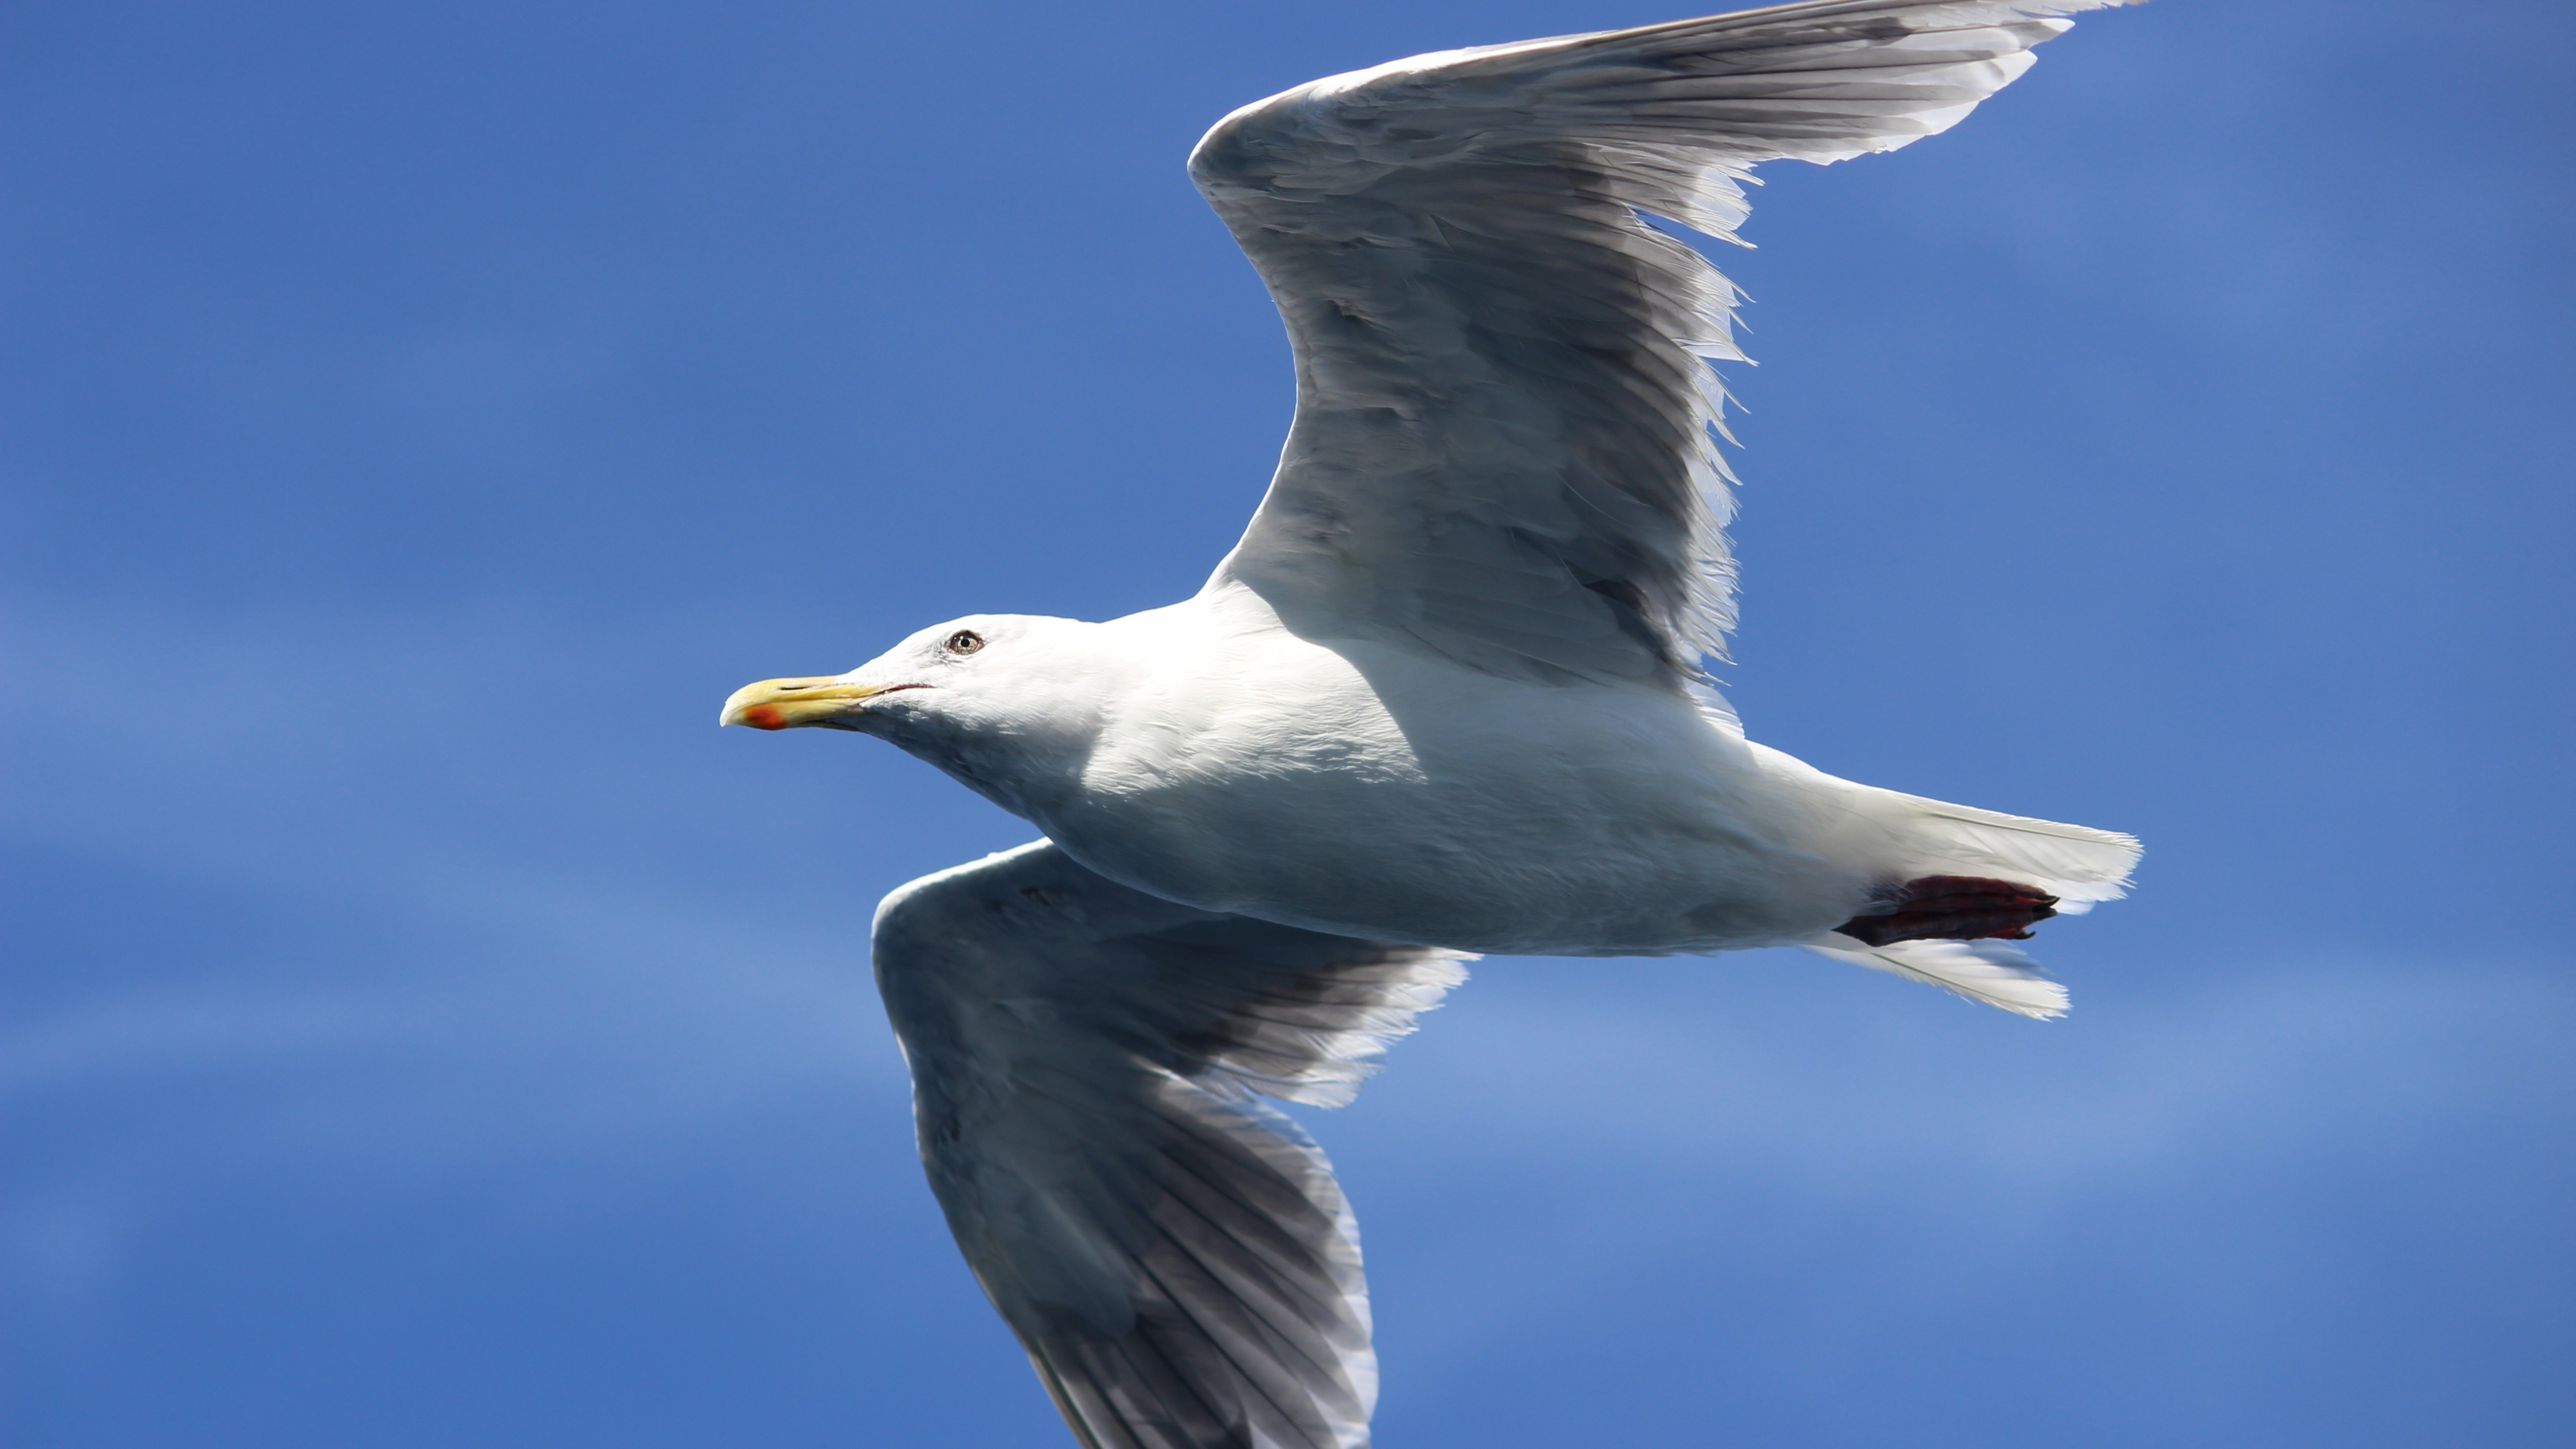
[738,5,2146,1446]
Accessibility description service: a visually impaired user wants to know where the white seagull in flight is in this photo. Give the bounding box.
[722,3,2141,1445]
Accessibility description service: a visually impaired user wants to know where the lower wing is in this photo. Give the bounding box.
[871,842,1470,1449]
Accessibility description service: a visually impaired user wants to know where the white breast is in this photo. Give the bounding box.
[1027,586,1879,954]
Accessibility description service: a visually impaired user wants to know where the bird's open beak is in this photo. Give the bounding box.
[719,676,893,731]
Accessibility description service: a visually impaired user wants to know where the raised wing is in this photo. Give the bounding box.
[1194,0,2134,683]
[872,841,1469,1449]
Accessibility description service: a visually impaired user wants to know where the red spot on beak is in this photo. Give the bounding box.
[744,704,787,730]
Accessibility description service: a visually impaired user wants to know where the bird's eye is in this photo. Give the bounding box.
[945,630,985,656]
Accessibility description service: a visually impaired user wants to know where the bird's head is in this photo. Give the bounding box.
[720,613,1129,814]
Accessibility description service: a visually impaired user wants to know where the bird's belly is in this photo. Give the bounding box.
[1040,659,1871,954]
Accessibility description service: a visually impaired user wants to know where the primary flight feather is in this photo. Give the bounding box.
[721,4,2143,1445]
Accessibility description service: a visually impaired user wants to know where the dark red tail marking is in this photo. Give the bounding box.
[1836,875,2059,947]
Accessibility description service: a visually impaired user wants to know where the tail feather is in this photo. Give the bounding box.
[1882,793,2141,911]
[1816,793,2132,1018]
[1743,744,2137,1016]
[1802,933,2069,1019]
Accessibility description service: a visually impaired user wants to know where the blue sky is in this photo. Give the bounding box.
[7,2,2571,1445]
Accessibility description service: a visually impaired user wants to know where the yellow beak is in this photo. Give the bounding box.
[719,676,891,731]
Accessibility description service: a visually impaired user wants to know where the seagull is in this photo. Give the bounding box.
[722,4,2141,1445]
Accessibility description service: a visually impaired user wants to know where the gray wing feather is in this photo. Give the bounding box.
[1193,1,2134,683]
[872,842,1470,1449]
